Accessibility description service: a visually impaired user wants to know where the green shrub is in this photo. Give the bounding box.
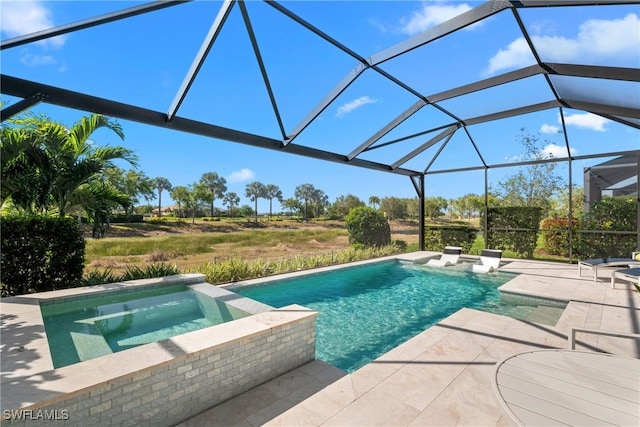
[194,245,403,284]
[345,207,391,247]
[423,226,477,253]
[1,216,85,296]
[82,269,118,287]
[485,206,543,258]
[541,218,578,257]
[392,239,408,250]
[119,263,181,282]
[576,197,637,258]
[80,263,181,287]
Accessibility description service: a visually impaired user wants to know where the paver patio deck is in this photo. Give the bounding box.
[179,254,640,427]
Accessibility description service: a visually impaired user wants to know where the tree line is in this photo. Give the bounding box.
[3,112,583,234]
[134,129,585,223]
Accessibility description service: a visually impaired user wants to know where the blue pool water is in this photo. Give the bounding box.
[41,284,249,368]
[233,260,515,372]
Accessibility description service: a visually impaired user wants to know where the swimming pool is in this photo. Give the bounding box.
[40,283,250,368]
[231,259,516,372]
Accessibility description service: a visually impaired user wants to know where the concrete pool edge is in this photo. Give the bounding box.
[221,253,419,292]
[1,274,318,426]
[176,257,640,427]
[1,274,215,382]
[3,251,561,425]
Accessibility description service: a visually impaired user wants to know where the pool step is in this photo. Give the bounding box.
[526,305,565,326]
[494,304,565,326]
[84,293,201,334]
[71,328,113,361]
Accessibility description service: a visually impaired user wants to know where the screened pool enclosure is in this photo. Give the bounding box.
[1,0,638,257]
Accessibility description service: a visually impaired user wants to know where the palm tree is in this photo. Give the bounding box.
[245,181,266,223]
[154,177,172,217]
[170,186,190,218]
[281,198,301,218]
[103,167,154,216]
[223,192,240,218]
[264,184,282,219]
[311,188,329,219]
[188,182,206,224]
[123,170,155,215]
[1,123,52,214]
[294,183,316,221]
[368,195,381,209]
[71,179,131,238]
[2,114,137,217]
[199,172,227,217]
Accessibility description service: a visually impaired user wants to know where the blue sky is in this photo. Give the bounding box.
[1,1,638,213]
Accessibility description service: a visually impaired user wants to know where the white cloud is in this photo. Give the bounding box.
[1,0,65,49]
[541,143,573,158]
[19,53,56,67]
[400,2,474,35]
[507,143,575,161]
[336,96,377,118]
[564,112,609,132]
[486,38,535,75]
[486,13,640,74]
[540,124,560,134]
[529,19,556,35]
[542,112,610,135]
[368,18,390,34]
[572,13,640,57]
[227,168,255,183]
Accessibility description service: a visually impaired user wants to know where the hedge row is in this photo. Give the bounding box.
[540,198,637,259]
[423,226,477,253]
[1,216,85,296]
[575,197,637,259]
[541,218,578,257]
[485,206,543,258]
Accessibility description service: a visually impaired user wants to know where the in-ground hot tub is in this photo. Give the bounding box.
[1,274,318,427]
[40,282,251,368]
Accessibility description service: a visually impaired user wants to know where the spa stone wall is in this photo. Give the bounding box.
[3,309,316,427]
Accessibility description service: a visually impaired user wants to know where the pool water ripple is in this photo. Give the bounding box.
[40,284,250,368]
[234,260,514,372]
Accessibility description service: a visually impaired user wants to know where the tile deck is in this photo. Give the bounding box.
[178,254,640,427]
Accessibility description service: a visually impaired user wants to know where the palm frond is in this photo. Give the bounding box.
[69,115,124,153]
[1,127,29,167]
[91,146,139,167]
[82,180,132,209]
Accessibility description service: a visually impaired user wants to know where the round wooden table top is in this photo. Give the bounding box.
[493,349,640,426]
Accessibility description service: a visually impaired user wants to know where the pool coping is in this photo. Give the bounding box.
[3,251,589,417]
[0,254,442,414]
[221,254,405,291]
[0,273,317,412]
[178,254,640,427]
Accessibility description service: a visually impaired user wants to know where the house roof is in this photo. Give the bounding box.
[585,154,638,196]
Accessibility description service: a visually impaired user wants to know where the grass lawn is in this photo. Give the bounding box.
[84,217,574,279]
[84,218,420,276]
